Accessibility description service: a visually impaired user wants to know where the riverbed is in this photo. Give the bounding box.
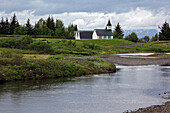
[0,65,170,113]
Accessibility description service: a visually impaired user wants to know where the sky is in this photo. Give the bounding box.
[0,0,170,30]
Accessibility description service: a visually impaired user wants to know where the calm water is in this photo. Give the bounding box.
[0,65,170,113]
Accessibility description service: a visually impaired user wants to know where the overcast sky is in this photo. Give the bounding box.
[0,0,169,30]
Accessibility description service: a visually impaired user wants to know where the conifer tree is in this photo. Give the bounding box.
[46,16,55,32]
[9,14,19,35]
[26,18,33,35]
[4,18,10,34]
[113,23,124,39]
[0,17,5,34]
[159,21,170,41]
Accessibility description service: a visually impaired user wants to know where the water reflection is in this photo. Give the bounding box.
[0,65,170,113]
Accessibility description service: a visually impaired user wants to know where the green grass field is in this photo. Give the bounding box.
[137,41,170,52]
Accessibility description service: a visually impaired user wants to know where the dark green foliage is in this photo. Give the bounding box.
[0,18,10,34]
[46,16,55,32]
[141,36,150,42]
[26,19,33,35]
[28,40,53,53]
[151,33,158,42]
[124,32,138,42]
[159,21,170,41]
[14,26,27,35]
[0,36,33,49]
[0,14,77,38]
[0,55,116,82]
[0,36,53,53]
[9,14,19,35]
[65,24,76,39]
[0,17,5,34]
[113,23,124,39]
[56,19,64,29]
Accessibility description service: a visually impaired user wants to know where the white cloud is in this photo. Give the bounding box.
[0,7,169,30]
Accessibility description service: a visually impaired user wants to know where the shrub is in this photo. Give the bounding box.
[124,32,138,42]
[0,36,33,49]
[28,40,53,53]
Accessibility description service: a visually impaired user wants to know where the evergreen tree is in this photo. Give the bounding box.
[56,19,64,29]
[65,24,75,39]
[0,17,5,34]
[46,16,55,32]
[159,21,170,41]
[26,18,33,35]
[4,18,10,34]
[113,23,124,39]
[9,14,19,35]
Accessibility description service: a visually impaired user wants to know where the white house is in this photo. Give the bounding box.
[75,20,113,40]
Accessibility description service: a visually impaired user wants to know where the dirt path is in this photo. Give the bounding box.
[120,43,145,48]
[23,54,51,59]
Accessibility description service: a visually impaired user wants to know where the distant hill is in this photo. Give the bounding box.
[124,29,158,39]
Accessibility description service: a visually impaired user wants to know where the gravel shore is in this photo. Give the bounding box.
[126,101,170,113]
[101,55,170,66]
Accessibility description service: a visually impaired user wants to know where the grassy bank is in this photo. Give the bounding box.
[136,41,170,53]
[0,52,116,83]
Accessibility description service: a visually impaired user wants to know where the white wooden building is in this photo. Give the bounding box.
[75,20,113,40]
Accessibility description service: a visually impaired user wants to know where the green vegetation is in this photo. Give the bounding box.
[0,52,116,83]
[136,41,170,52]
[113,23,124,39]
[159,21,170,41]
[124,32,139,42]
[0,14,77,39]
[75,39,134,47]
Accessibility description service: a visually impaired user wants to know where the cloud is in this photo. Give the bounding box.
[0,0,169,15]
[0,8,169,30]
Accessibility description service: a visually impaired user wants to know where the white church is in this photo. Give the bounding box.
[75,20,113,40]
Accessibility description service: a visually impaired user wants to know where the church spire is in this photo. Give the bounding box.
[106,19,112,31]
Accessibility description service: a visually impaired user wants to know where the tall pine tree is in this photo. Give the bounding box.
[46,16,55,32]
[26,18,33,35]
[0,17,5,34]
[159,21,170,41]
[9,14,19,35]
[4,18,10,34]
[113,23,124,39]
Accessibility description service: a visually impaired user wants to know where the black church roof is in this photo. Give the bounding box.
[80,31,93,39]
[95,29,113,36]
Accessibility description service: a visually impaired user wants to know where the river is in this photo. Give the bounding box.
[0,65,170,113]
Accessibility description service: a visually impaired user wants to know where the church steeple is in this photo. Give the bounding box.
[106,19,112,31]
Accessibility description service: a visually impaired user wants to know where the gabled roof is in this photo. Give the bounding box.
[79,31,93,39]
[95,29,113,36]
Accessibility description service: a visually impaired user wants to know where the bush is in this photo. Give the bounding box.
[124,32,138,42]
[28,40,53,53]
[48,54,65,60]
[0,36,33,49]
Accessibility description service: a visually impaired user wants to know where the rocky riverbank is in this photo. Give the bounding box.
[126,101,170,113]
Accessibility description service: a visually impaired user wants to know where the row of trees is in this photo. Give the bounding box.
[0,14,78,39]
[113,21,170,42]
